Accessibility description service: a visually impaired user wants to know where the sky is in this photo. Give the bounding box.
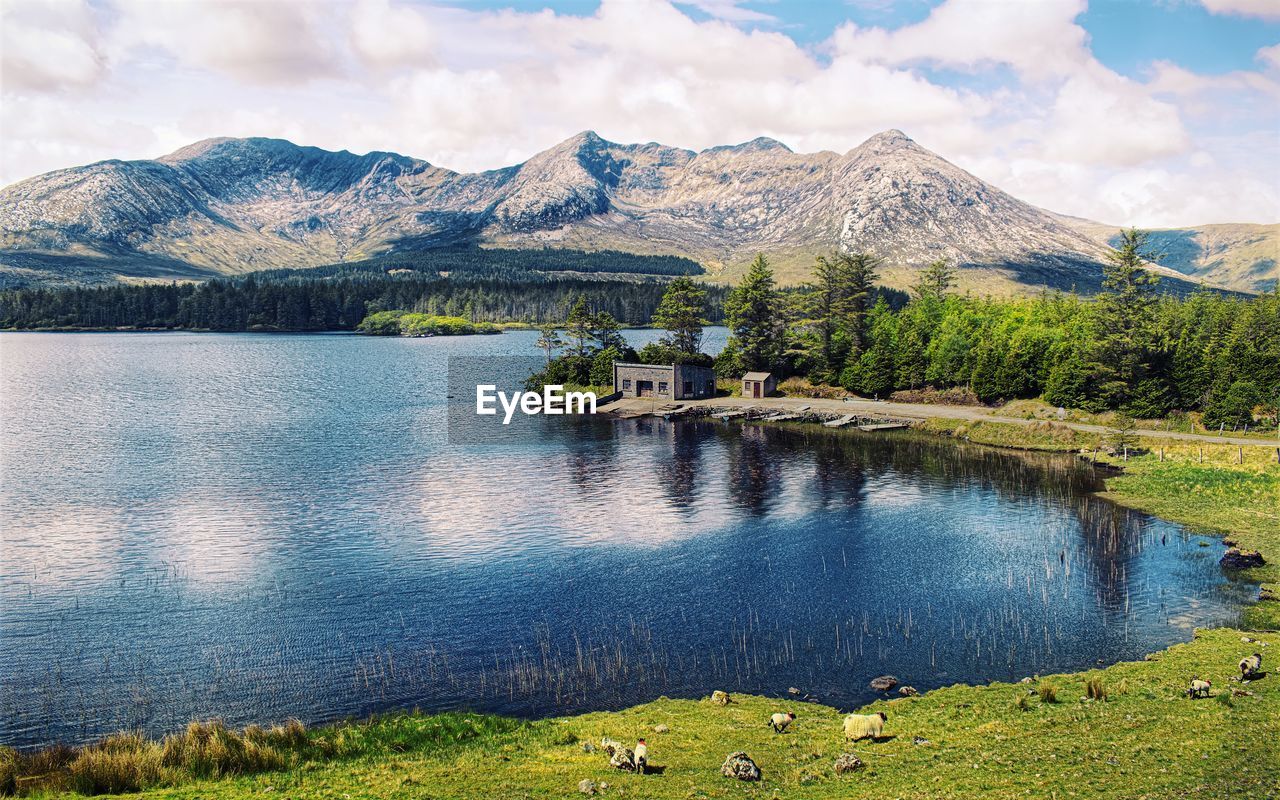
[1,0,1277,227]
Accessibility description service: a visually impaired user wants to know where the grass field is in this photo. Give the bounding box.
[5,417,1279,799]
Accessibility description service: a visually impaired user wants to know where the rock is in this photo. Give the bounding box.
[577,778,597,795]
[869,675,899,692]
[581,742,596,753]
[898,685,919,697]
[1260,585,1278,602]
[912,736,931,746]
[600,738,635,772]
[1019,677,1034,684]
[653,724,669,733]
[1220,548,1265,570]
[721,751,761,781]
[1231,688,1254,698]
[609,747,636,772]
[787,687,801,695]
[1242,636,1257,643]
[833,753,865,774]
[710,690,731,705]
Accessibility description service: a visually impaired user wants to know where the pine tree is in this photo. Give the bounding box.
[652,276,707,355]
[724,254,784,372]
[913,258,956,301]
[564,295,592,356]
[535,323,563,364]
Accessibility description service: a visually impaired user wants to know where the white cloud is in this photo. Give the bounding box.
[1200,0,1280,20]
[1,0,104,91]
[0,0,1275,226]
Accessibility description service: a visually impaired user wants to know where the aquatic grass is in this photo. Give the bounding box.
[0,746,16,796]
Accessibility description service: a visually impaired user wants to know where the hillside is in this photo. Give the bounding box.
[0,131,1249,295]
[1061,217,1278,294]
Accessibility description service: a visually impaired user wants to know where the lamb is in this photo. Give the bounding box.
[843,711,888,741]
[1187,677,1211,698]
[769,712,795,733]
[1239,652,1263,679]
[634,739,647,775]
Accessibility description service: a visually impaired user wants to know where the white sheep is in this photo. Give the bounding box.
[1187,678,1211,698]
[769,712,795,733]
[843,711,887,741]
[1239,652,1262,678]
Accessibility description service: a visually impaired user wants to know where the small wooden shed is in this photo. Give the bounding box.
[741,371,775,399]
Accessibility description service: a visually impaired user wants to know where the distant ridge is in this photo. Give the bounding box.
[1,130,1271,294]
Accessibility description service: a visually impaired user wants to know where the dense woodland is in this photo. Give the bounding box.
[0,263,726,332]
[527,232,1278,425]
[704,234,1280,426]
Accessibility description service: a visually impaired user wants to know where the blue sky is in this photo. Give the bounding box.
[2,0,1278,226]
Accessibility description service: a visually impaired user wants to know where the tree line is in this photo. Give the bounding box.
[706,232,1278,426]
[0,271,727,332]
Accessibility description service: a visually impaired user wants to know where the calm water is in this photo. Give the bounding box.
[0,330,1251,749]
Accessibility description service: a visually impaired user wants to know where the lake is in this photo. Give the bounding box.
[0,329,1252,749]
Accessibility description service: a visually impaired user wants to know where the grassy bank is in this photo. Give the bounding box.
[5,629,1276,798]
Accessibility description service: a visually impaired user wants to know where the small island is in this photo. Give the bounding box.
[356,310,502,337]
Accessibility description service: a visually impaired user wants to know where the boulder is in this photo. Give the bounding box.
[721,751,761,781]
[869,675,899,691]
[1220,548,1265,570]
[833,753,865,774]
[898,685,919,697]
[600,738,636,772]
[912,736,931,746]
[653,724,669,733]
[710,690,732,705]
[787,686,801,695]
[1259,585,1278,603]
[577,778,597,795]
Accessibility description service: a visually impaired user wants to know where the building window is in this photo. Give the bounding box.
[658,381,668,394]
[706,380,715,394]
[683,381,693,395]
[622,379,631,390]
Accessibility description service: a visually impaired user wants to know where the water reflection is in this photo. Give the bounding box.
[0,332,1252,750]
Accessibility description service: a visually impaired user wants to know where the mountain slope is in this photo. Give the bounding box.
[1059,217,1278,294]
[0,130,1251,294]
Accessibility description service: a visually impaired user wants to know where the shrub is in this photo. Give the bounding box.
[0,746,17,796]
[68,734,166,795]
[1085,677,1107,701]
[1038,682,1059,704]
[889,386,982,406]
[1015,695,1031,712]
[777,377,848,399]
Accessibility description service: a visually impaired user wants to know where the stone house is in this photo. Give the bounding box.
[613,362,716,400]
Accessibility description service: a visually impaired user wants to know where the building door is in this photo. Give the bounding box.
[752,381,762,398]
[637,380,654,397]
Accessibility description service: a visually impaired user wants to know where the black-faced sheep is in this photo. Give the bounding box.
[843,711,887,741]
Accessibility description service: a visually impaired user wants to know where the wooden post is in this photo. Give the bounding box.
[1238,446,1244,465]
[1159,447,1164,462]
[1199,447,1204,464]
[1275,447,1279,464]
[1123,446,1128,462]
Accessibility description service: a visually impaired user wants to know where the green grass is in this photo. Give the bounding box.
[918,417,1096,452]
[11,630,1277,798]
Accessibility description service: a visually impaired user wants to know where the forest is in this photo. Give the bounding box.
[706,234,1280,426]
[527,232,1279,426]
[0,262,726,332]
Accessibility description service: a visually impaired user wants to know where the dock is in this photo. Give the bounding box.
[857,422,909,432]
[824,414,856,428]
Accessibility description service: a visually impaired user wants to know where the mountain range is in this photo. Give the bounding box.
[1,130,1274,294]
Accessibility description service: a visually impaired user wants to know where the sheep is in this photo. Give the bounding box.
[634,739,647,775]
[1240,652,1263,679]
[843,711,888,741]
[1187,677,1211,698]
[769,712,795,733]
